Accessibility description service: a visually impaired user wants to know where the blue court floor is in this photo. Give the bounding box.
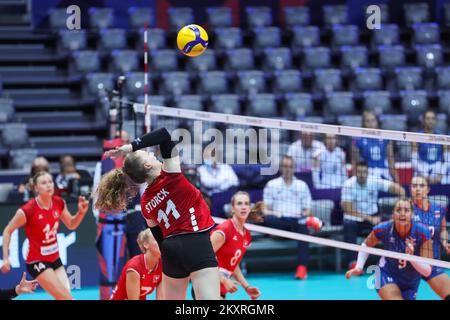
[16,271,449,300]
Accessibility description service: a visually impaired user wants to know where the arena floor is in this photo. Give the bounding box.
[15,271,450,300]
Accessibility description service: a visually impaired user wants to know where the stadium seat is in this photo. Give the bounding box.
[303,116,324,124]
[394,67,423,90]
[9,148,38,170]
[314,69,342,93]
[404,3,430,25]
[174,95,204,111]
[325,92,355,116]
[363,91,393,115]
[70,51,101,75]
[354,68,383,91]
[436,67,450,90]
[58,30,87,52]
[154,118,181,133]
[434,113,448,133]
[150,49,178,72]
[262,47,292,70]
[214,28,243,50]
[340,46,368,69]
[378,45,405,69]
[124,72,146,98]
[400,90,429,123]
[416,44,443,69]
[83,72,114,98]
[380,114,408,131]
[136,94,166,107]
[284,93,313,118]
[372,24,399,47]
[198,71,228,95]
[291,26,320,50]
[412,23,440,44]
[168,7,194,31]
[303,47,331,70]
[445,3,450,26]
[246,93,277,117]
[128,7,154,29]
[210,94,240,114]
[98,28,127,50]
[323,5,348,26]
[272,70,302,94]
[224,48,255,71]
[332,25,359,47]
[245,6,272,28]
[1,123,28,147]
[186,49,217,72]
[110,50,139,73]
[49,8,70,31]
[206,7,232,28]
[0,98,14,123]
[137,28,166,50]
[160,72,190,96]
[253,27,282,49]
[338,115,362,127]
[284,6,310,27]
[88,8,114,29]
[236,70,266,95]
[438,90,450,115]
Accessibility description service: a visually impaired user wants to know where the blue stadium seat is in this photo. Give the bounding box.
[338,115,362,127]
[303,47,331,70]
[412,23,440,44]
[150,49,178,72]
[303,116,324,124]
[253,27,282,49]
[340,46,368,69]
[438,90,450,115]
[225,48,255,71]
[378,45,405,69]
[416,44,443,69]
[137,28,166,50]
[272,69,302,94]
[58,30,87,52]
[0,98,14,123]
[284,93,313,118]
[394,67,423,90]
[372,24,399,47]
[262,47,292,70]
[210,94,240,114]
[186,50,217,72]
[110,50,139,73]
[291,26,320,50]
[354,68,383,91]
[128,7,154,29]
[332,25,359,47]
[236,70,266,95]
[174,95,204,111]
[400,90,429,123]
[84,73,114,98]
[246,93,277,117]
[404,3,430,25]
[98,28,127,50]
[70,51,101,75]
[198,71,228,95]
[214,28,243,50]
[245,6,272,28]
[325,92,355,116]
[160,72,190,96]
[436,67,450,90]
[314,69,342,93]
[124,72,146,98]
[168,7,194,31]
[48,8,70,31]
[206,7,232,28]
[323,5,348,26]
[9,148,38,170]
[88,8,114,29]
[445,3,450,26]
[1,123,28,147]
[380,114,408,131]
[136,95,166,106]
[284,6,310,27]
[363,91,393,114]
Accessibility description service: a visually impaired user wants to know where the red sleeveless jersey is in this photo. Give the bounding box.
[141,170,214,238]
[21,196,66,263]
[110,254,162,300]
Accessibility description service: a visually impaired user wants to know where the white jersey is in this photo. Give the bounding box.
[312,147,347,189]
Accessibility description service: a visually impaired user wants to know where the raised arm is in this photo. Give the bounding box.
[60,196,89,231]
[2,209,27,273]
[387,142,399,183]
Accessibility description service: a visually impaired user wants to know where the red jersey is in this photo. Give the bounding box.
[141,170,214,238]
[21,196,66,263]
[110,254,162,300]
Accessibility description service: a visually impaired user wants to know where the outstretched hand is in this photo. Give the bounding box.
[345,268,363,279]
[16,272,38,295]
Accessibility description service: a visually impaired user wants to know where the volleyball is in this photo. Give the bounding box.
[176,24,209,57]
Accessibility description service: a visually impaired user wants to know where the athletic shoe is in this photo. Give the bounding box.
[295,265,308,280]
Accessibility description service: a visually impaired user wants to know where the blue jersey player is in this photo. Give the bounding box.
[411,176,450,299]
[352,110,399,183]
[346,198,436,300]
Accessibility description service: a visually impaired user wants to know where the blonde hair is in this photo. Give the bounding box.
[137,229,155,253]
[30,171,53,191]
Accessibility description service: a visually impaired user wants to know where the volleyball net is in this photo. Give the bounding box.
[122,100,450,271]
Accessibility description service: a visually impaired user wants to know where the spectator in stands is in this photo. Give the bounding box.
[55,155,80,195]
[287,131,325,173]
[341,161,406,269]
[351,110,399,183]
[197,150,239,197]
[261,155,318,280]
[17,157,50,202]
[312,134,348,189]
[411,110,449,185]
